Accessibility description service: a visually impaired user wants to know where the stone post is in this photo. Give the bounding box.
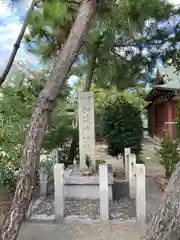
[55,148,59,163]
[125,148,131,179]
[99,164,109,221]
[39,154,48,198]
[54,163,64,219]
[136,164,146,224]
[78,91,95,169]
[128,154,136,198]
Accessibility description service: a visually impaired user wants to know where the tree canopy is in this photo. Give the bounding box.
[24,0,180,90]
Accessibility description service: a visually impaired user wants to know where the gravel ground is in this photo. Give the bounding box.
[31,198,135,220]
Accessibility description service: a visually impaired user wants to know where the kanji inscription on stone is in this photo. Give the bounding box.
[78,92,95,169]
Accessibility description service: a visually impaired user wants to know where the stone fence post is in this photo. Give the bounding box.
[39,154,48,198]
[99,164,109,221]
[54,163,64,219]
[125,148,131,179]
[128,154,136,198]
[135,164,146,225]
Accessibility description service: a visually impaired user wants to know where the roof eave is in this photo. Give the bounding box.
[155,86,180,91]
[144,88,156,101]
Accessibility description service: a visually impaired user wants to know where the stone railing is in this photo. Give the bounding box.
[38,148,146,224]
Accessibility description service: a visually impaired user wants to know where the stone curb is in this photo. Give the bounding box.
[27,213,136,224]
[28,214,56,223]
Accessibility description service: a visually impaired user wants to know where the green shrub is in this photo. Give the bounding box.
[0,152,18,190]
[101,94,143,158]
[95,159,106,171]
[157,135,179,178]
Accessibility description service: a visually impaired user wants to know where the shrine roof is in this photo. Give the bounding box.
[144,79,180,102]
[155,79,180,91]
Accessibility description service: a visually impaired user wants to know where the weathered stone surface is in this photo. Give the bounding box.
[129,154,136,198]
[54,164,64,218]
[136,164,146,225]
[29,198,135,221]
[78,92,95,169]
[99,164,109,221]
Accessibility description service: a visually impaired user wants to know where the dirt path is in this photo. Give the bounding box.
[142,137,168,191]
[16,221,145,240]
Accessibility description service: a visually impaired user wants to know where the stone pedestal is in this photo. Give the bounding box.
[64,175,113,200]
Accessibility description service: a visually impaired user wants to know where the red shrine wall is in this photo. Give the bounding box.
[147,99,180,139]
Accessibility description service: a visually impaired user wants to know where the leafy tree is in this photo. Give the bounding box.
[66,0,177,164]
[1,0,180,240]
[25,0,179,89]
[0,68,74,184]
[101,93,143,158]
[0,68,74,151]
[0,0,95,238]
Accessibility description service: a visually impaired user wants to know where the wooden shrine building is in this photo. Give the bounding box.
[144,71,180,139]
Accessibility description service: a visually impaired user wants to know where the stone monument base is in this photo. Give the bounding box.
[64,165,113,200]
[64,175,113,200]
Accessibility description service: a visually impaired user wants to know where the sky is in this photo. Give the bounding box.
[0,0,179,84]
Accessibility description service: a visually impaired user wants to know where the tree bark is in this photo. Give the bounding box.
[142,161,180,240]
[0,1,96,239]
[0,0,36,86]
[83,49,96,90]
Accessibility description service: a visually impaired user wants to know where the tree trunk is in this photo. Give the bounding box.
[67,128,79,164]
[142,161,180,240]
[0,1,96,239]
[0,0,36,86]
[67,49,96,164]
[83,50,96,90]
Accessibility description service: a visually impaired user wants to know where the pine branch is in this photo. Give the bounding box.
[0,0,37,87]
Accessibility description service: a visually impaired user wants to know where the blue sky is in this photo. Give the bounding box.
[0,0,78,85]
[0,0,179,84]
[0,2,39,70]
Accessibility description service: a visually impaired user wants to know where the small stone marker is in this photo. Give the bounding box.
[129,154,136,198]
[136,164,146,224]
[107,164,113,176]
[39,154,48,198]
[99,164,109,221]
[125,148,131,179]
[78,91,95,169]
[54,163,64,219]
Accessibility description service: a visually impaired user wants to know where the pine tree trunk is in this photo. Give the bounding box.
[0,0,36,86]
[67,128,79,164]
[143,161,180,240]
[0,1,96,239]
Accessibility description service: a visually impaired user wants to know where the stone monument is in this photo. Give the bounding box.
[78,91,95,169]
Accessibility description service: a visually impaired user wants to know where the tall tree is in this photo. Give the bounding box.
[0,0,96,239]
[0,0,36,86]
[67,0,179,164]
